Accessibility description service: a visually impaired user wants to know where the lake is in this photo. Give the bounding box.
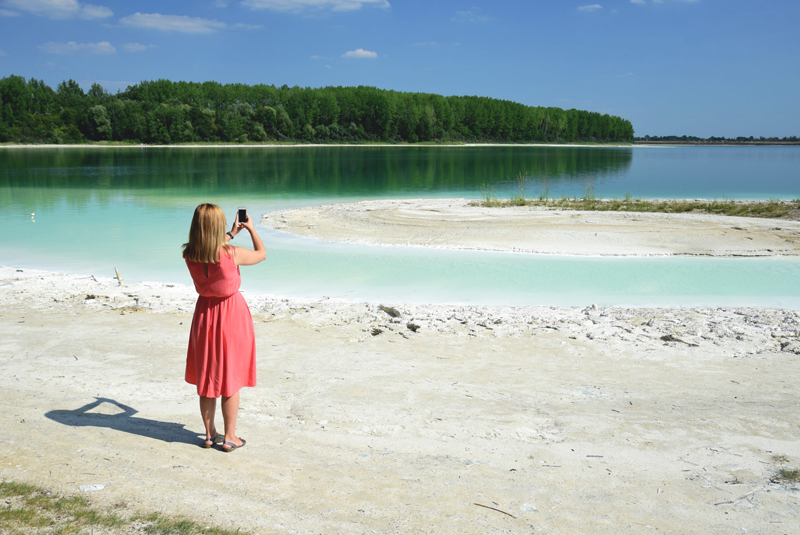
[2,145,800,308]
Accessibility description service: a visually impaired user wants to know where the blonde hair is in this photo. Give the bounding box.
[182,203,232,263]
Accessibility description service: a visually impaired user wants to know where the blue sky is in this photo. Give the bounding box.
[0,0,798,137]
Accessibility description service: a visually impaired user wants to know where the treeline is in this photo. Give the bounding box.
[0,75,635,145]
[636,135,799,142]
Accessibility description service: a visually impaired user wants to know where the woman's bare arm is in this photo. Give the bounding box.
[233,214,267,266]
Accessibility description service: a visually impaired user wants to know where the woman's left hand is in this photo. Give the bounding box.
[230,214,242,237]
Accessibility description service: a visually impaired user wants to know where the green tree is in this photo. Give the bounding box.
[87,105,112,140]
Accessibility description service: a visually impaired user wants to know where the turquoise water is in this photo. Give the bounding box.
[2,146,800,308]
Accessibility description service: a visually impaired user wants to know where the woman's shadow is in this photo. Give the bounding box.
[45,397,200,445]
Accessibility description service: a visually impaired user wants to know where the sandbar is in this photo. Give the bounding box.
[261,198,800,257]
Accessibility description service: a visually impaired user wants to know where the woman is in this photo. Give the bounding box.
[182,203,266,452]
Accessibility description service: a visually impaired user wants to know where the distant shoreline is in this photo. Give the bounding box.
[634,140,800,146]
[2,141,797,149]
[0,142,638,149]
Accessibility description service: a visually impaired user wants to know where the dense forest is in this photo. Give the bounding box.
[636,135,799,143]
[0,75,634,145]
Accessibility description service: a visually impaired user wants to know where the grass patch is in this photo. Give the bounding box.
[472,193,800,220]
[774,468,800,484]
[769,455,800,485]
[0,480,245,535]
[479,183,501,206]
[508,172,529,206]
[769,455,799,486]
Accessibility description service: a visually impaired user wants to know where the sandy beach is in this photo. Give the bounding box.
[2,206,800,533]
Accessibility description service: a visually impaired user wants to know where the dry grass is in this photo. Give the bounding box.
[0,480,245,535]
[473,194,800,220]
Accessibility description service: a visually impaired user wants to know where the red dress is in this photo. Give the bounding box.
[185,247,256,398]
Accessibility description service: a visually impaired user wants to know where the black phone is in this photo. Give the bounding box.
[238,206,247,224]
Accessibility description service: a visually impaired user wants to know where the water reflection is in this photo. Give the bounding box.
[0,146,632,198]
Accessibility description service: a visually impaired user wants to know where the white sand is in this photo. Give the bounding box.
[261,198,800,257]
[2,265,799,533]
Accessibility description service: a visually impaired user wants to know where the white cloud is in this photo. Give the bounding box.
[452,9,489,22]
[0,8,20,16]
[4,0,112,19]
[38,41,116,55]
[630,0,645,3]
[242,0,390,13]
[119,12,227,33]
[0,49,7,57]
[79,3,112,19]
[232,22,262,29]
[311,54,332,59]
[122,42,150,52]
[577,4,602,12]
[341,48,377,58]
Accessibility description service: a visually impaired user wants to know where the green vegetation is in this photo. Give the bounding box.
[0,75,634,144]
[472,185,800,219]
[769,455,799,485]
[636,135,799,143]
[774,468,800,484]
[0,480,245,534]
[480,183,499,206]
[509,173,528,206]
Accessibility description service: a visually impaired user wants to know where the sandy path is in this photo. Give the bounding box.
[2,267,799,533]
[261,199,800,257]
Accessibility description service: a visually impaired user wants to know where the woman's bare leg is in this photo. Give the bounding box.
[221,391,242,448]
[199,396,218,443]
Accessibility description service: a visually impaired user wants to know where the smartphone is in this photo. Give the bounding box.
[238,206,247,224]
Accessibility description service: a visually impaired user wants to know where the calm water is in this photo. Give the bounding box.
[2,145,800,308]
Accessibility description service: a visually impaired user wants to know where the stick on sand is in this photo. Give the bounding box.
[473,503,517,519]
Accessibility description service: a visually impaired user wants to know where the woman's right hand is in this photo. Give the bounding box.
[240,214,255,233]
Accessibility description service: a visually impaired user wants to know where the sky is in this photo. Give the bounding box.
[0,0,798,138]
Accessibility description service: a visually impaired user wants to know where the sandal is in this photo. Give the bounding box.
[221,438,246,452]
[202,434,224,449]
